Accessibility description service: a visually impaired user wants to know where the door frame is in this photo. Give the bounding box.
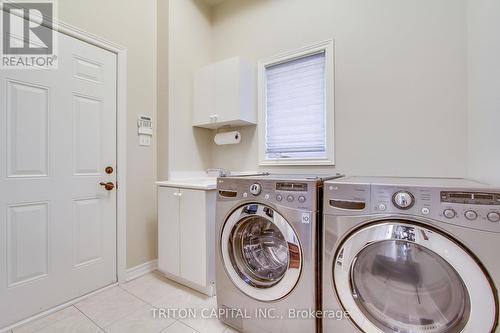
[1,6,128,284]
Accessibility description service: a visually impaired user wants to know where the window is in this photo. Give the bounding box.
[259,40,334,165]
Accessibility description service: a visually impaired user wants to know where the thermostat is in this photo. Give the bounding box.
[137,115,153,146]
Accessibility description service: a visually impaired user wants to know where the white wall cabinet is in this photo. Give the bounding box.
[193,57,256,129]
[158,186,216,296]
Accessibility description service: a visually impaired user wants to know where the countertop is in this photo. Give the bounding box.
[156,178,217,190]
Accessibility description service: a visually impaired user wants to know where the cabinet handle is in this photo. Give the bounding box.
[173,192,180,197]
[178,192,183,197]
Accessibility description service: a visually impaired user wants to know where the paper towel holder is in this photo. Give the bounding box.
[214,126,241,145]
[215,125,233,134]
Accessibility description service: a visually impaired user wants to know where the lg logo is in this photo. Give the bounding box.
[2,2,53,54]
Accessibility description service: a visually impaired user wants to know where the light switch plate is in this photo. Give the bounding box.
[139,135,151,146]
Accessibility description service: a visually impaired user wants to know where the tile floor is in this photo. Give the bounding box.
[12,272,238,333]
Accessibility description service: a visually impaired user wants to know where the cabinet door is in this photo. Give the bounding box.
[179,189,207,286]
[238,59,257,124]
[158,187,180,276]
[214,57,240,124]
[193,64,216,127]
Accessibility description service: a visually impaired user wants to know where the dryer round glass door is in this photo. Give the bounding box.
[221,203,302,301]
[333,221,497,333]
[352,240,469,332]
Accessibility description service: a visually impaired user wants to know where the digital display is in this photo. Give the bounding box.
[276,182,308,192]
[449,193,473,199]
[474,194,494,200]
[441,191,500,205]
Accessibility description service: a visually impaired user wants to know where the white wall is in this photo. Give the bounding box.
[158,0,169,180]
[59,0,158,268]
[208,0,468,177]
[467,0,500,185]
[168,0,214,174]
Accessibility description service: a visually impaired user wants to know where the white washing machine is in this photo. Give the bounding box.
[216,174,342,333]
[322,177,500,333]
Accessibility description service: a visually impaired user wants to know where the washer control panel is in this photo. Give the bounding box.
[217,178,317,210]
[324,180,500,233]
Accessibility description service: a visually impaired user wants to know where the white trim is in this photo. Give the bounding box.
[115,44,128,285]
[258,39,335,166]
[0,283,118,333]
[126,260,158,282]
[1,3,128,292]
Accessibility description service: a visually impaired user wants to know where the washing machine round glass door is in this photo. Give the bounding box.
[221,203,302,301]
[333,221,497,333]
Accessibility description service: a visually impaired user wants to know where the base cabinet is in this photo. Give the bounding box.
[158,186,216,296]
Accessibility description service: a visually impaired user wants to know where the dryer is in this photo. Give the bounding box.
[216,174,342,333]
[322,177,500,333]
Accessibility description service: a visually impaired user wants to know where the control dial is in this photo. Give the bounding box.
[443,209,456,219]
[392,191,415,210]
[487,212,500,223]
[249,183,262,196]
[464,210,478,221]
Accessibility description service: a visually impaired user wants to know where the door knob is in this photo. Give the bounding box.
[99,182,115,191]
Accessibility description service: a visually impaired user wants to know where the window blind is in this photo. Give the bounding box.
[265,51,326,160]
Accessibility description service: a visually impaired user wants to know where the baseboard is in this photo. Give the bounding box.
[125,259,158,282]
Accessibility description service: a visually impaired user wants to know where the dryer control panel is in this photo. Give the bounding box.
[324,178,500,233]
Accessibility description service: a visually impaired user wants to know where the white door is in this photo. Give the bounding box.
[0,31,117,328]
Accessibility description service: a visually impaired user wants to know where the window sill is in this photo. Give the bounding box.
[259,158,335,167]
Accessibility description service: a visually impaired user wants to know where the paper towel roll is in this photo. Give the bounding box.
[214,131,241,145]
